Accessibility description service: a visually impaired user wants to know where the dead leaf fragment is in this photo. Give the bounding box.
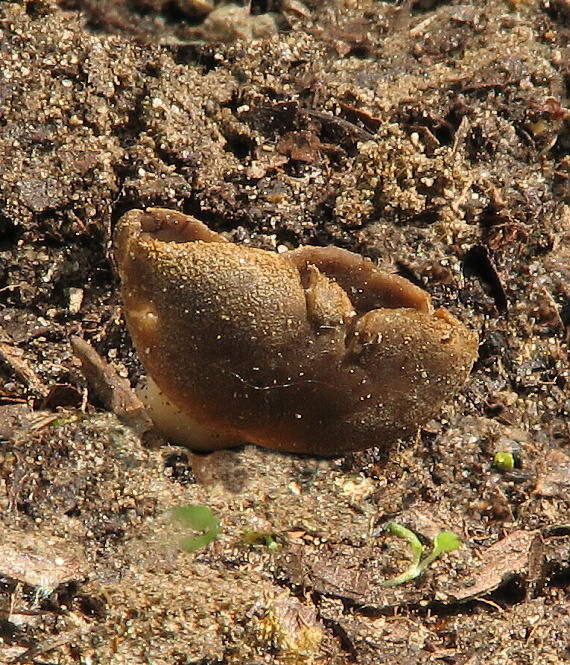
[533,448,570,498]
[451,530,539,602]
[253,593,324,660]
[0,526,89,591]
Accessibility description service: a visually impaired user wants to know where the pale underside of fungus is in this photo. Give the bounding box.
[114,208,479,455]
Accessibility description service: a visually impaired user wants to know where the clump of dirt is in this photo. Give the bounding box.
[0,0,569,663]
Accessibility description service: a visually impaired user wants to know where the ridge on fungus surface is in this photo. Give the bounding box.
[114,208,479,455]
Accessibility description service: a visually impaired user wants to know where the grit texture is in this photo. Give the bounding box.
[0,0,569,663]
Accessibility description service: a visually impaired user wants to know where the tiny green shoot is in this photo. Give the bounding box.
[493,451,515,471]
[241,530,280,552]
[383,522,461,587]
[170,504,221,553]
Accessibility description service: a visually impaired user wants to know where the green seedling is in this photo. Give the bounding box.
[241,530,280,552]
[170,504,221,553]
[493,451,515,471]
[383,521,462,588]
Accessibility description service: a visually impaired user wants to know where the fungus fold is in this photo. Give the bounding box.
[114,208,479,455]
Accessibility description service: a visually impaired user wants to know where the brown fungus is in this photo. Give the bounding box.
[114,208,479,455]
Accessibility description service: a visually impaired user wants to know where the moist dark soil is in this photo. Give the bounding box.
[1,0,569,663]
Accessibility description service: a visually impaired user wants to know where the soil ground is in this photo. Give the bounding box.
[0,0,569,663]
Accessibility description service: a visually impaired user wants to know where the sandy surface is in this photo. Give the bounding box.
[0,0,569,662]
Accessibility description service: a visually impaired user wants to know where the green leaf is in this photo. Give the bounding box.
[433,531,462,555]
[171,504,220,532]
[170,504,221,553]
[179,531,218,553]
[416,531,462,575]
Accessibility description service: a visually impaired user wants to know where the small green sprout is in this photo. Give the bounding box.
[493,451,515,471]
[170,504,221,552]
[241,530,280,552]
[383,521,462,587]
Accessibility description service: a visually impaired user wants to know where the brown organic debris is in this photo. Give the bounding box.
[70,336,161,443]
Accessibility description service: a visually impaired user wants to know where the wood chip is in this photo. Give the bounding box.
[70,336,163,444]
[0,326,47,397]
